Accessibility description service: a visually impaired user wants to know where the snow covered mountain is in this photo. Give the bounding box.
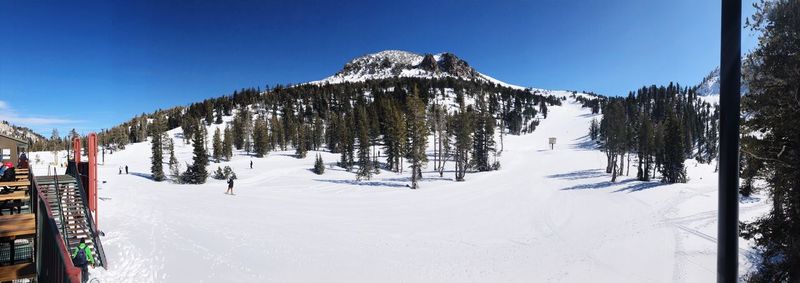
[695,67,749,105]
[696,68,721,97]
[312,50,528,90]
[0,121,45,143]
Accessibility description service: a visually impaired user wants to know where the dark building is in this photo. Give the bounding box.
[0,133,29,165]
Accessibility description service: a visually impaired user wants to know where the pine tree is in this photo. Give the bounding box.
[223,126,233,160]
[355,105,372,180]
[212,128,222,163]
[589,118,600,140]
[383,101,406,172]
[600,100,626,182]
[150,116,165,181]
[181,116,195,144]
[232,106,251,150]
[295,122,308,159]
[282,105,296,149]
[203,100,214,125]
[338,112,355,170]
[138,118,148,143]
[313,153,325,175]
[325,113,338,153]
[405,87,428,189]
[539,100,548,119]
[183,122,209,184]
[215,108,223,124]
[312,115,324,150]
[271,116,283,151]
[471,95,497,171]
[661,108,686,183]
[253,118,270,157]
[706,105,719,162]
[242,108,253,154]
[50,129,61,162]
[453,97,473,181]
[167,138,180,182]
[437,110,452,177]
[739,1,800,280]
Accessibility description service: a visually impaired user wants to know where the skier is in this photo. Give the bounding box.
[250,160,253,169]
[118,167,122,175]
[71,238,95,282]
[125,165,128,174]
[226,176,234,195]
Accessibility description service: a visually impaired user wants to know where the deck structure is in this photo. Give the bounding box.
[0,134,106,282]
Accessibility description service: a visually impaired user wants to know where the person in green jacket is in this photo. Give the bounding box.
[71,238,94,282]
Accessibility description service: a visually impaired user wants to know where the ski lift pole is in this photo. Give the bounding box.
[718,0,741,281]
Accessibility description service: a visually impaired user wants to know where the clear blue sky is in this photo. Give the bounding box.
[0,0,758,136]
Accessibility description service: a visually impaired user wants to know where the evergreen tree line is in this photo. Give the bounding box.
[114,77,560,188]
[592,83,719,184]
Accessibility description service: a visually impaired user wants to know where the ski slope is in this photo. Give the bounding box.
[31,99,767,282]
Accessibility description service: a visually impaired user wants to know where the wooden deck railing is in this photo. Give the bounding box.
[32,170,82,283]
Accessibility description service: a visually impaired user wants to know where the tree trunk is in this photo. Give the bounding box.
[438,129,443,170]
[637,152,643,180]
[432,127,437,171]
[410,164,418,189]
[610,155,618,182]
[626,152,631,176]
[500,116,504,153]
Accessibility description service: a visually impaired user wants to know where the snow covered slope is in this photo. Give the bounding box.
[696,68,721,97]
[311,50,529,90]
[695,67,750,105]
[29,99,768,282]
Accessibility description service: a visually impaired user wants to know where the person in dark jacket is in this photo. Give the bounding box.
[17,153,29,169]
[226,177,234,195]
[125,165,128,174]
[71,238,95,282]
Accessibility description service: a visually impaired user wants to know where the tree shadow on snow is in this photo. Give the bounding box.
[313,179,408,188]
[570,135,599,151]
[546,169,607,180]
[560,178,637,191]
[612,180,668,193]
[274,153,301,158]
[380,176,452,183]
[129,172,154,180]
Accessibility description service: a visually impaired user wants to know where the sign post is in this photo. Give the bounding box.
[548,137,556,150]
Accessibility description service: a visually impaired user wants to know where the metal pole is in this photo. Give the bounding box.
[718,0,741,281]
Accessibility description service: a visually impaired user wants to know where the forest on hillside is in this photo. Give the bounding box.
[581,83,719,184]
[73,77,561,188]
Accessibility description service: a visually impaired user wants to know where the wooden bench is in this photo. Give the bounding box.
[0,262,35,281]
[0,191,27,202]
[0,214,35,239]
[0,191,29,215]
[0,180,29,190]
[0,214,35,267]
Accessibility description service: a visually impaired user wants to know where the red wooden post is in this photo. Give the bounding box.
[72,137,81,163]
[88,133,98,230]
